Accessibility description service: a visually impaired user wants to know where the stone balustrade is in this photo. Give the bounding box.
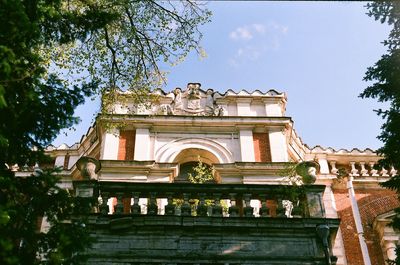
[329,161,397,178]
[74,181,326,218]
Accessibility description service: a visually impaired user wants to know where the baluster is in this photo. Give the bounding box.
[164,192,175,216]
[131,192,141,215]
[381,167,389,177]
[330,161,338,175]
[228,193,239,217]
[360,162,369,176]
[243,193,253,217]
[115,192,124,214]
[369,162,379,177]
[259,194,270,217]
[197,193,208,216]
[147,192,158,215]
[276,198,286,217]
[350,162,359,176]
[99,192,109,215]
[390,166,397,177]
[212,193,222,217]
[291,200,303,218]
[181,193,191,216]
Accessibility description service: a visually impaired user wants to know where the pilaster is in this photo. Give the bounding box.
[100,128,120,160]
[268,127,288,162]
[238,126,255,162]
[134,127,151,161]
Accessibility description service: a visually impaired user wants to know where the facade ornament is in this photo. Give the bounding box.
[205,89,214,115]
[76,156,101,180]
[173,88,183,111]
[187,83,201,110]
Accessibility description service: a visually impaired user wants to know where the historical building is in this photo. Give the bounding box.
[23,83,399,264]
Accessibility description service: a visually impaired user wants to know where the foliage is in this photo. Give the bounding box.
[188,156,215,184]
[361,2,400,264]
[0,0,210,263]
[0,169,92,264]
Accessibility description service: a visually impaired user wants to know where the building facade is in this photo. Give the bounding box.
[36,83,398,264]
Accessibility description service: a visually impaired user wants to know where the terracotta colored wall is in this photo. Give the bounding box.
[253,133,271,162]
[118,130,135,160]
[334,188,399,265]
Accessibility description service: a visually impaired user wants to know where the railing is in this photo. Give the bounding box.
[74,181,326,218]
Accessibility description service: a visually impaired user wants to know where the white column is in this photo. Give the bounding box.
[239,129,255,162]
[100,128,120,160]
[268,128,288,162]
[134,128,151,161]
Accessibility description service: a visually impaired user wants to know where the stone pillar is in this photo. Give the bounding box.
[134,127,151,161]
[268,128,288,162]
[100,128,120,160]
[236,98,252,116]
[238,128,255,162]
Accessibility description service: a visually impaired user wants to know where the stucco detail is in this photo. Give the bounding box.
[155,137,234,163]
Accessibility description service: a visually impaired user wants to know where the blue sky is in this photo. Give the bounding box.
[52,2,390,151]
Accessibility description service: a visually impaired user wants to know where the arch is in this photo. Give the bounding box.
[155,137,234,164]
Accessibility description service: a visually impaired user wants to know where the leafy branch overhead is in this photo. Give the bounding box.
[51,1,211,93]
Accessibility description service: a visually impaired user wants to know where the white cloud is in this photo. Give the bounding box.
[228,21,288,67]
[229,27,253,40]
[252,23,266,34]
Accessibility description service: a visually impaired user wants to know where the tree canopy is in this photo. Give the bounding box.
[0,0,210,264]
[361,2,400,264]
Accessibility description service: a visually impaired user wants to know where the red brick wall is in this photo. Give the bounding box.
[253,133,272,162]
[334,188,399,265]
[118,130,135,160]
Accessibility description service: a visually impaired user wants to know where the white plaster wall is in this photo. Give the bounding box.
[134,128,151,160]
[227,103,237,116]
[250,103,266,116]
[101,128,120,160]
[237,102,251,116]
[68,155,79,169]
[265,103,282,116]
[239,130,255,162]
[54,156,65,168]
[268,129,288,162]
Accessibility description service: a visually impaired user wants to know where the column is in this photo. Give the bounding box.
[238,128,255,162]
[100,128,120,160]
[134,127,151,160]
[268,128,288,162]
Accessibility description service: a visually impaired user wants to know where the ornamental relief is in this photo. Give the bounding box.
[156,83,224,116]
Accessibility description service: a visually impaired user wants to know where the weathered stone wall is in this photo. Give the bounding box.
[84,216,339,265]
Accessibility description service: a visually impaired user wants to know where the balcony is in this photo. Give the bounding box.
[74,180,340,265]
